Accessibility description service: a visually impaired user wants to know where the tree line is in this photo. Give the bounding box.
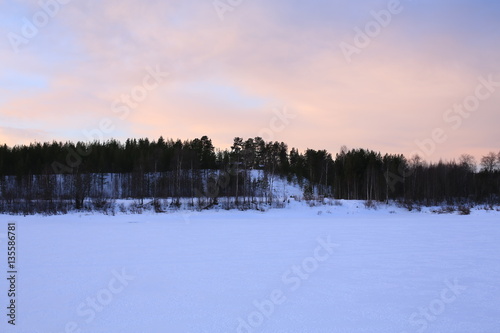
[0,136,499,214]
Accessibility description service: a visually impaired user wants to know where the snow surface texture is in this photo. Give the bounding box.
[1,201,500,333]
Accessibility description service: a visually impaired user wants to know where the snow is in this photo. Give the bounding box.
[1,202,500,332]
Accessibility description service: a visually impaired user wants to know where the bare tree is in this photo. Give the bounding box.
[459,154,476,173]
[481,152,498,172]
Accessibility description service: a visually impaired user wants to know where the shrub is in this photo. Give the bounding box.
[431,206,456,214]
[458,205,471,215]
[129,201,143,214]
[118,203,127,213]
[303,185,314,201]
[364,200,378,210]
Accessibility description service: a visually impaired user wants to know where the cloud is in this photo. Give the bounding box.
[0,0,499,162]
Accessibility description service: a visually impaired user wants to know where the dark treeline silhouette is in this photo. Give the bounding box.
[0,136,499,214]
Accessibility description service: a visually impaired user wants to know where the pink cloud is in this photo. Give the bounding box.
[0,0,498,163]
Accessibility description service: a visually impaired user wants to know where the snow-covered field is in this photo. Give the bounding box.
[1,201,500,333]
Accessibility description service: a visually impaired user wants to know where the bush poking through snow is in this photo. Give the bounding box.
[458,205,471,215]
[118,203,127,214]
[396,200,422,212]
[303,185,314,201]
[432,206,457,214]
[129,201,143,214]
[364,200,378,210]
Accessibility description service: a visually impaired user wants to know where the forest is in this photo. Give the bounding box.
[0,135,499,214]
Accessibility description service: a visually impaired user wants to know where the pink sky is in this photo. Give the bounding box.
[1,0,499,162]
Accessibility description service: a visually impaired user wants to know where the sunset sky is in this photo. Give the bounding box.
[1,0,499,162]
